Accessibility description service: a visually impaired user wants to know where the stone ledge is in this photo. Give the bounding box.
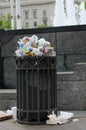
[0,89,16,110]
[0,89,16,93]
[57,71,76,81]
[0,89,16,100]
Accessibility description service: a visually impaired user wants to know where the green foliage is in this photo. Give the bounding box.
[84,2,86,10]
[0,13,16,29]
[0,20,3,27]
[3,14,11,29]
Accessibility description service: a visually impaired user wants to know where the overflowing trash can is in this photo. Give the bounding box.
[15,35,57,124]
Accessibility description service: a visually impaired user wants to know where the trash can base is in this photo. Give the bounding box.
[17,109,57,125]
[17,120,46,125]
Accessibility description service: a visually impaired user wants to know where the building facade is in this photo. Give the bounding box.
[0,0,56,29]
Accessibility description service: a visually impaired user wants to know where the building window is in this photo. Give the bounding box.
[33,10,37,19]
[34,22,37,27]
[43,10,47,17]
[25,11,29,20]
[43,10,47,25]
[25,22,29,28]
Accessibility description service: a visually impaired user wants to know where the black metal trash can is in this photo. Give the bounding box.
[16,56,57,124]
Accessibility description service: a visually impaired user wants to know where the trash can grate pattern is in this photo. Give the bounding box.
[16,56,57,124]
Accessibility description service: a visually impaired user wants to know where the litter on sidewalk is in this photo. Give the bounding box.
[0,106,17,122]
[46,111,74,125]
[7,106,17,121]
[0,111,12,121]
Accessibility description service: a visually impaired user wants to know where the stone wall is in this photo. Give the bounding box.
[57,31,86,71]
[57,63,86,110]
[0,89,16,110]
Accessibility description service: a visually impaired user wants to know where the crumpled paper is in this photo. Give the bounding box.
[46,111,74,125]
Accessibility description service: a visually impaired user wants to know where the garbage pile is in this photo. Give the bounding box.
[15,35,56,57]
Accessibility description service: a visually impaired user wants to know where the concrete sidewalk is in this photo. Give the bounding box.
[1,111,86,130]
[1,118,86,130]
